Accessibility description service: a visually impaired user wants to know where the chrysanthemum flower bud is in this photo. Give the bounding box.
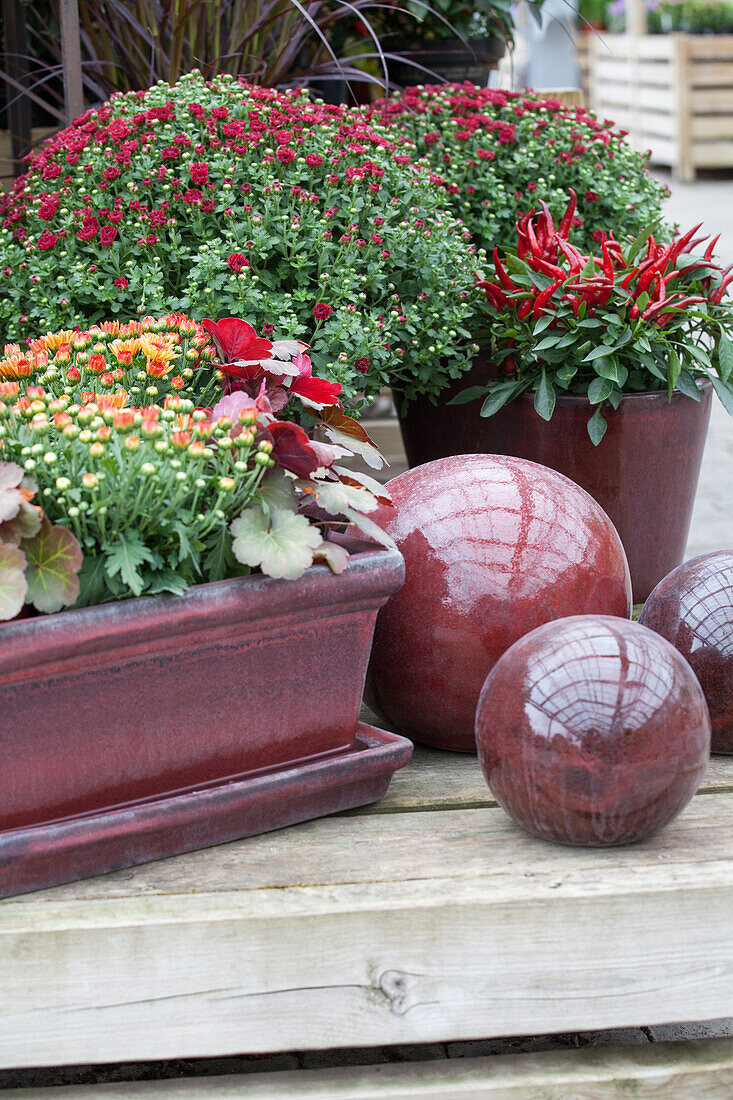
[89,442,105,458]
[82,473,98,489]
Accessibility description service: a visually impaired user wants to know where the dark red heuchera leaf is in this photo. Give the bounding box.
[201,318,273,364]
[268,421,320,479]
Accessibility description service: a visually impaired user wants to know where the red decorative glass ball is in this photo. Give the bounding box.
[640,550,733,753]
[367,455,632,751]
[476,615,711,846]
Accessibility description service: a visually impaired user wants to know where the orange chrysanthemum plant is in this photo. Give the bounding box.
[0,315,393,616]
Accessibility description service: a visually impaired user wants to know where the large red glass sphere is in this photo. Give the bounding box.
[476,615,711,846]
[367,455,632,751]
[640,550,733,753]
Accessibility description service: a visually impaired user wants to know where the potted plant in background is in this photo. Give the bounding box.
[457,198,733,600]
[0,313,411,900]
[0,73,479,419]
[364,82,671,465]
[360,0,523,86]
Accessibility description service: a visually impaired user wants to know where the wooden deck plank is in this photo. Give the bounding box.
[2,789,733,1067]
[6,1038,733,1098]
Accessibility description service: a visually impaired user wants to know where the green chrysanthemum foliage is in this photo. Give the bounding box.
[365,83,671,257]
[0,73,485,407]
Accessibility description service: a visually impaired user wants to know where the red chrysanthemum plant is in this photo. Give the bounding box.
[457,192,733,443]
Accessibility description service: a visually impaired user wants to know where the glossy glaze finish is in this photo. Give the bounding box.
[476,616,711,846]
[395,349,499,468]
[488,386,713,603]
[0,722,414,900]
[367,455,632,752]
[640,551,733,754]
[0,549,404,830]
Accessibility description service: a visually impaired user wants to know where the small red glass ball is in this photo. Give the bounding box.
[476,615,711,846]
[367,455,632,751]
[640,550,733,753]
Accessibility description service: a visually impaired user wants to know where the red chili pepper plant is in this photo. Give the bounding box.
[464,192,733,442]
[0,314,392,616]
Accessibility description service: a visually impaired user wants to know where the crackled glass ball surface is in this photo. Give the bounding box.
[367,455,632,751]
[640,551,733,754]
[475,615,711,846]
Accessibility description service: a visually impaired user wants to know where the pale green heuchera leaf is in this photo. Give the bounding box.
[24,518,83,613]
[230,507,321,580]
[313,540,349,575]
[0,540,27,620]
[0,501,43,546]
[258,470,299,513]
[310,479,379,517]
[343,510,397,550]
[0,462,24,524]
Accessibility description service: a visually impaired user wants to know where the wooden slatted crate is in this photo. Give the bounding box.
[588,33,733,181]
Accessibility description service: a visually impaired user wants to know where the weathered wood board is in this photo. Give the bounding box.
[1,741,732,1071]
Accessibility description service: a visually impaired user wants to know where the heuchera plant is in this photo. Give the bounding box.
[0,72,482,408]
[366,83,669,257]
[0,316,393,614]
[0,462,82,620]
[462,195,733,443]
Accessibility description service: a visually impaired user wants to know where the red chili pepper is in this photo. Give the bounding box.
[711,271,733,303]
[504,355,516,375]
[557,238,585,274]
[517,299,533,320]
[532,278,563,318]
[620,266,640,290]
[601,239,614,282]
[476,279,508,308]
[605,234,625,268]
[669,223,704,264]
[529,255,566,280]
[704,234,721,262]
[629,303,640,319]
[493,248,517,292]
[558,188,577,238]
[561,293,581,317]
[526,220,541,258]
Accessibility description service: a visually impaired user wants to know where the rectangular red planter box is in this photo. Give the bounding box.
[0,722,413,899]
[0,548,405,831]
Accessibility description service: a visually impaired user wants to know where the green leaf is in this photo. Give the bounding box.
[230,507,321,580]
[23,519,83,613]
[556,364,578,383]
[0,539,27,620]
[533,314,553,335]
[534,369,556,422]
[718,330,733,384]
[312,479,377,517]
[480,381,520,418]
[667,348,681,396]
[587,405,608,445]
[588,376,614,404]
[104,534,155,597]
[534,334,560,352]
[607,388,623,410]
[683,343,712,370]
[594,358,628,387]
[584,345,618,362]
[258,470,299,513]
[675,369,703,401]
[711,376,733,416]
[146,570,190,596]
[447,385,489,407]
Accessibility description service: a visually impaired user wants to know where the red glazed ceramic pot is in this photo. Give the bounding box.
[475,615,711,846]
[0,548,404,830]
[366,455,632,752]
[640,550,733,754]
[395,349,499,468]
